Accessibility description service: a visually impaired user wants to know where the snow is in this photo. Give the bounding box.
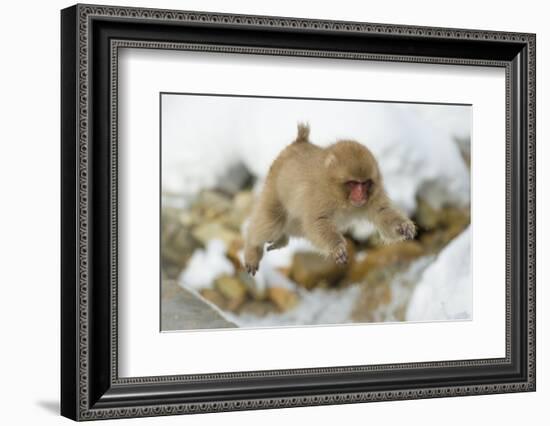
[228,286,362,328]
[162,95,471,213]
[178,239,234,290]
[367,255,435,323]
[405,227,472,321]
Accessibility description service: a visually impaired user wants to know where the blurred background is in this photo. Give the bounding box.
[160,94,472,331]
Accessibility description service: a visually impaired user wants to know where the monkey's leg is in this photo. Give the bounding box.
[303,216,348,264]
[367,193,416,242]
[244,192,286,275]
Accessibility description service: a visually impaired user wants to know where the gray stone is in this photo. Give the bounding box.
[215,162,254,195]
[161,280,237,331]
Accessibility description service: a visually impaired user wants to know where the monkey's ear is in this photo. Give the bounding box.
[324,153,338,167]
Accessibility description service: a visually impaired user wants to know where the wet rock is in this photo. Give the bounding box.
[192,222,240,247]
[161,244,189,271]
[351,254,434,324]
[214,275,247,311]
[276,266,291,278]
[176,210,198,227]
[233,190,254,212]
[351,280,393,323]
[162,264,182,281]
[238,300,278,317]
[290,240,355,290]
[161,280,236,330]
[161,211,180,252]
[351,264,417,323]
[346,240,424,284]
[172,227,199,253]
[226,238,245,270]
[161,211,200,279]
[267,287,299,312]
[414,196,470,231]
[221,190,255,230]
[419,223,466,252]
[237,271,265,301]
[414,195,470,252]
[216,162,255,195]
[192,190,233,221]
[414,197,440,230]
[199,288,227,310]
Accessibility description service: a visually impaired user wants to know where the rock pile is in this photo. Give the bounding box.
[162,176,470,327]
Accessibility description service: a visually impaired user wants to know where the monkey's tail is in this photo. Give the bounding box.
[294,122,310,143]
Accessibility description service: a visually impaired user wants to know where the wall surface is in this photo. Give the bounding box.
[0,0,547,424]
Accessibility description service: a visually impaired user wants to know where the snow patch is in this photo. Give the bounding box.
[405,227,472,321]
[228,286,362,328]
[178,239,234,290]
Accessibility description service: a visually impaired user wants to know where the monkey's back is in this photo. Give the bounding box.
[268,141,326,221]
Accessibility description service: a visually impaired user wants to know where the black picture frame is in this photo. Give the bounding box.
[61,3,536,421]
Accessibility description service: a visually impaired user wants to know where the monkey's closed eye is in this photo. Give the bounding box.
[365,179,374,191]
[345,179,374,190]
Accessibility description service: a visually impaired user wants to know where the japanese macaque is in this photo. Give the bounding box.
[244,123,416,275]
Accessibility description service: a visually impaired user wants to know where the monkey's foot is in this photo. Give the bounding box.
[331,243,348,265]
[396,220,416,240]
[244,245,263,276]
[245,263,258,276]
[266,235,289,251]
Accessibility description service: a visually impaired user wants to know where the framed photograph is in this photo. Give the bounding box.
[61,4,536,421]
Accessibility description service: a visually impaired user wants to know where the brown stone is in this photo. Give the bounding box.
[192,190,233,220]
[276,267,291,278]
[289,239,355,289]
[346,240,424,284]
[237,271,266,301]
[233,191,254,212]
[267,287,299,312]
[192,222,240,247]
[199,288,227,310]
[160,214,200,279]
[414,196,470,232]
[226,297,245,313]
[290,253,343,290]
[214,275,248,312]
[415,197,440,230]
[238,300,278,316]
[226,238,245,270]
[419,222,468,252]
[176,210,197,227]
[222,191,255,230]
[351,280,393,322]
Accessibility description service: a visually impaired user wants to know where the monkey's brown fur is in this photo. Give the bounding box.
[244,123,416,275]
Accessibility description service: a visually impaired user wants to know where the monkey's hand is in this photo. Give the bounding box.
[331,242,348,265]
[394,219,416,241]
[378,217,416,243]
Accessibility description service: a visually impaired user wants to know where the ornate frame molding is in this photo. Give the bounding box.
[61,4,535,421]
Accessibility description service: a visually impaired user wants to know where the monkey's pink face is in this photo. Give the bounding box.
[346,179,374,207]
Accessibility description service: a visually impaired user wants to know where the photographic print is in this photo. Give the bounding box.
[160,94,472,331]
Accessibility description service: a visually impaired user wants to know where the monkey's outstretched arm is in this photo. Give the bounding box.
[366,191,416,242]
[302,214,348,264]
